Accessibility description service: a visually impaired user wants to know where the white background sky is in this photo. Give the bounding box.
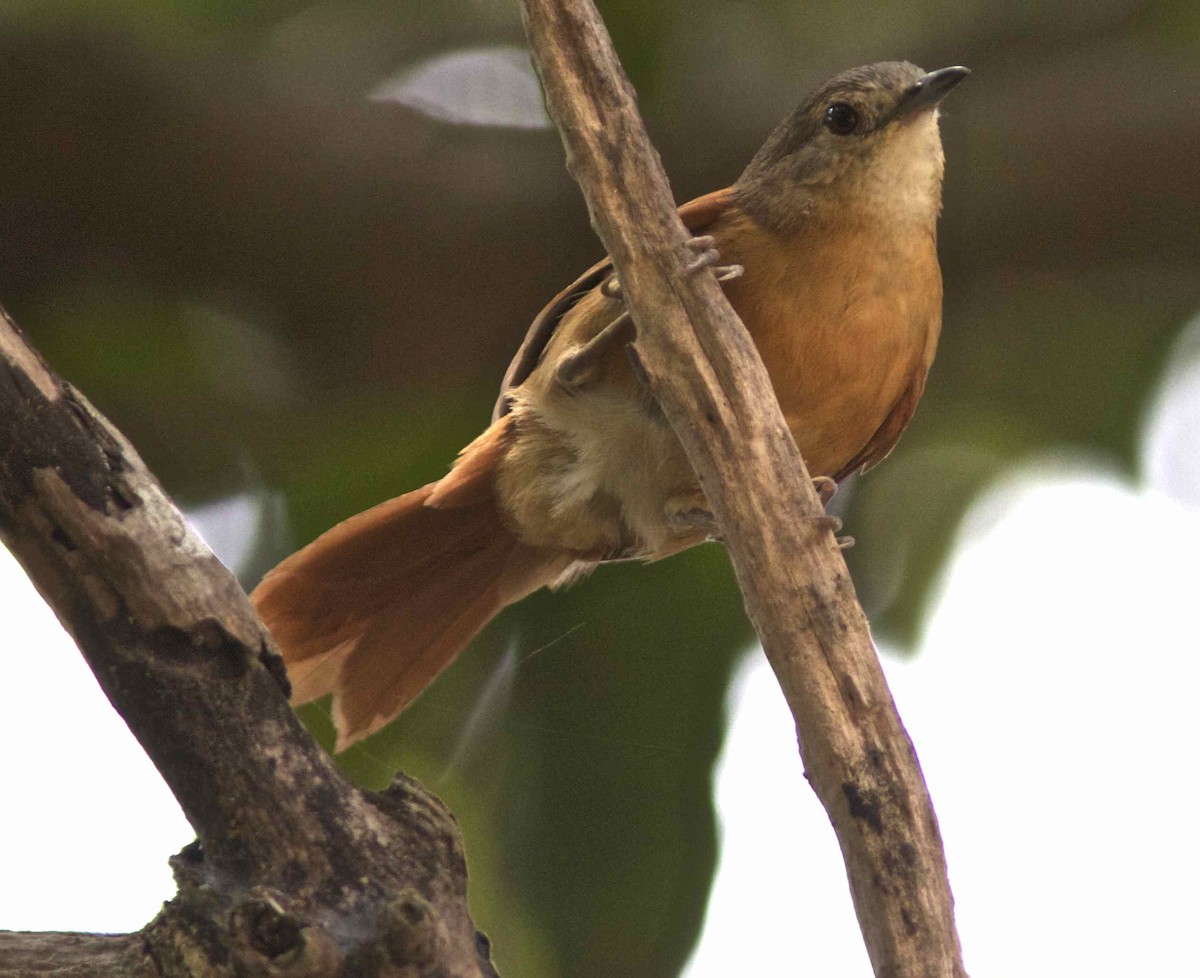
[3,316,1199,970]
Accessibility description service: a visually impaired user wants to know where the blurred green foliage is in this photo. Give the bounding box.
[1,0,1197,975]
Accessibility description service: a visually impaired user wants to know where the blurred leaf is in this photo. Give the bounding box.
[372,46,551,129]
[23,279,304,493]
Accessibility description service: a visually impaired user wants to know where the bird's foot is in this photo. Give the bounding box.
[811,513,854,550]
[599,236,743,301]
[555,311,636,394]
[683,235,744,282]
[666,488,850,548]
[665,490,721,540]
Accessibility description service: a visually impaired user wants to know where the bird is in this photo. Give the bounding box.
[252,60,969,750]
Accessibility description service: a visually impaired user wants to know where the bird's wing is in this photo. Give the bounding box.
[833,369,928,482]
[493,187,737,420]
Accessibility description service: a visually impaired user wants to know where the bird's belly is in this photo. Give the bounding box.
[497,383,698,559]
[729,242,934,476]
[776,313,919,477]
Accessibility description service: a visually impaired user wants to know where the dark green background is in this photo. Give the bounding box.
[2,1,1197,975]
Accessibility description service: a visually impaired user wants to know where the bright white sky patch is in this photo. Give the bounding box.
[686,466,1200,976]
[680,652,870,977]
[187,491,265,576]
[0,547,193,932]
[0,495,267,932]
[890,474,1200,976]
[1144,312,1200,506]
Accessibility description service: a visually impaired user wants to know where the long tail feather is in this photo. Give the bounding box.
[252,422,571,749]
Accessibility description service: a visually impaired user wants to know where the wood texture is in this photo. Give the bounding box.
[0,933,152,978]
[517,1,966,974]
[0,305,495,977]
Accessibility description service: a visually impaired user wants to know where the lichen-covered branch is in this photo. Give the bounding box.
[517,2,965,975]
[0,307,495,977]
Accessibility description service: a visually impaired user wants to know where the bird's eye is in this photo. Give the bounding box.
[824,103,859,135]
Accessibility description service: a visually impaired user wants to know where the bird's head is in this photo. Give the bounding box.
[736,62,969,234]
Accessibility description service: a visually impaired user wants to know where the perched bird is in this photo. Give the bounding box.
[253,61,968,749]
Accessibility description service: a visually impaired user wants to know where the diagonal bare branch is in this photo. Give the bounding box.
[517,2,965,975]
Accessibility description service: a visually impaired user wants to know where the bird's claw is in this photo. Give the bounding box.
[812,476,838,507]
[684,235,744,283]
[812,513,842,534]
[811,511,854,550]
[683,235,721,273]
[600,236,743,300]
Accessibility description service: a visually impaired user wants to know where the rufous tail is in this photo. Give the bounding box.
[251,419,570,751]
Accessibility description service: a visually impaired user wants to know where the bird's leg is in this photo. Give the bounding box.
[555,311,635,393]
[600,236,744,302]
